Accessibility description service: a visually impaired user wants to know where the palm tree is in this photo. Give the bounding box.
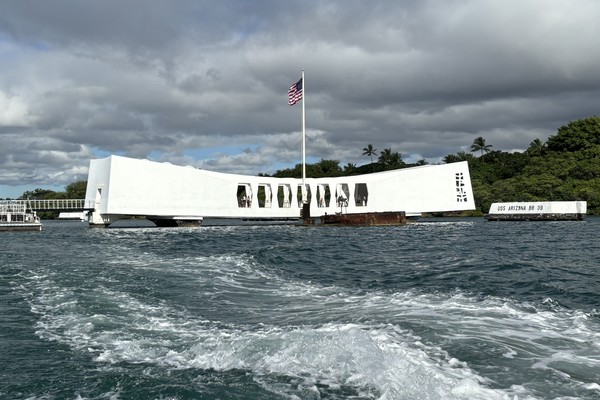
[527,138,546,157]
[378,148,404,170]
[470,137,493,157]
[456,151,473,161]
[444,151,475,164]
[362,144,378,172]
[343,162,357,175]
[378,148,392,166]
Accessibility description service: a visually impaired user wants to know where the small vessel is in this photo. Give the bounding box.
[58,211,87,221]
[485,201,587,221]
[0,200,42,231]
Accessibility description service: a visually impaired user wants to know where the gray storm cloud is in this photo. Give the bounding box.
[0,0,599,194]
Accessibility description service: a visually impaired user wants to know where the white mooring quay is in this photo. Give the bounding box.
[84,155,475,227]
[485,201,587,221]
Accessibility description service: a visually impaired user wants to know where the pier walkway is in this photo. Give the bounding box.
[1,199,95,212]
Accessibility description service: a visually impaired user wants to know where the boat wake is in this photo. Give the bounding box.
[13,247,600,400]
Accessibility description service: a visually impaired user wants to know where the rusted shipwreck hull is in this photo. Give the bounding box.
[319,211,407,226]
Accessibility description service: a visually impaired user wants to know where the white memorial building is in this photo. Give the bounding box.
[85,155,475,227]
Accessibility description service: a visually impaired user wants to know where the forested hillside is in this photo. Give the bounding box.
[465,117,600,214]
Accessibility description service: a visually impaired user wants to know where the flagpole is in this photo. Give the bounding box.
[301,70,306,203]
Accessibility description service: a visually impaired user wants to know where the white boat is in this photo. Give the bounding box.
[0,200,42,231]
[58,211,87,221]
[485,201,587,221]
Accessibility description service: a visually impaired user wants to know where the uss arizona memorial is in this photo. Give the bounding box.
[84,155,475,227]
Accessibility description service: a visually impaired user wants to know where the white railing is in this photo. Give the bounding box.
[0,199,95,211]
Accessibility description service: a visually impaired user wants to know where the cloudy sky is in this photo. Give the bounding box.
[1,0,599,198]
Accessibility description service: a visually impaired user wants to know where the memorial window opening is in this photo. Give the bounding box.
[237,184,252,207]
[317,184,331,208]
[277,184,292,208]
[296,184,311,207]
[258,184,272,208]
[335,183,350,210]
[354,183,369,206]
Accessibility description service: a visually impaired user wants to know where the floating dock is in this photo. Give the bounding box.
[485,201,587,221]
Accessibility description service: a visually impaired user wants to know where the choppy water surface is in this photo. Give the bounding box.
[1,218,599,399]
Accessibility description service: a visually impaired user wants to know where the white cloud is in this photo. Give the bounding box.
[0,91,32,126]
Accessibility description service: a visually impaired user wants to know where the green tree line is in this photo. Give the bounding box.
[465,117,600,214]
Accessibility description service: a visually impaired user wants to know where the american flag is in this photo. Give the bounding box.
[288,78,303,106]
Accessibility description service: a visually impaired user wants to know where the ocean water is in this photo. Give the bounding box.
[1,218,599,400]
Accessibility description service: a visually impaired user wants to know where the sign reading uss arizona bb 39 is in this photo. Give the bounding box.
[488,201,587,215]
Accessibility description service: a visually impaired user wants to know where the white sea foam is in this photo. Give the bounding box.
[17,281,521,398]
[15,250,600,400]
